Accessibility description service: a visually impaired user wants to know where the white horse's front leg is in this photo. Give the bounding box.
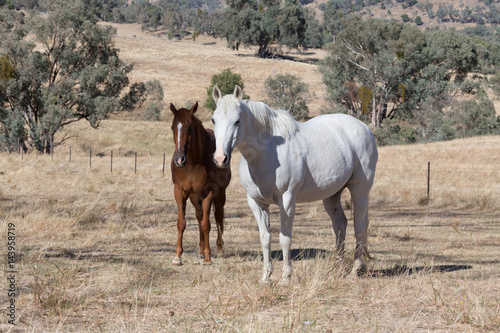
[247,195,273,283]
[278,191,296,286]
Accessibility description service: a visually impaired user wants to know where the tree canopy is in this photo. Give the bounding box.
[320,17,492,127]
[320,17,499,143]
[218,0,306,57]
[0,0,145,153]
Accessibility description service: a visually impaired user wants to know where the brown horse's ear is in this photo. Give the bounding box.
[170,103,177,114]
[212,85,222,103]
[190,101,198,115]
[234,85,243,101]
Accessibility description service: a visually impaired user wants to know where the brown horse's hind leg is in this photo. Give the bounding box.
[214,190,226,255]
[173,184,188,266]
[196,209,205,259]
[200,191,214,264]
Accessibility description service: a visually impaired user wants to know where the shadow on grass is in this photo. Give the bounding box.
[369,264,472,277]
[227,247,332,261]
[43,248,130,264]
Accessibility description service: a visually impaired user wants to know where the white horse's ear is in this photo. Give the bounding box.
[234,85,243,101]
[212,85,222,103]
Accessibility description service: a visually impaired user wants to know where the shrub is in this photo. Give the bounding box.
[452,97,499,137]
[417,106,457,142]
[141,80,164,121]
[141,102,162,121]
[205,69,248,111]
[490,73,500,98]
[374,119,418,146]
[264,73,311,120]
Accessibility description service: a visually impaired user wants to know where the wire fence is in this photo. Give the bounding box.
[6,146,500,199]
[11,146,169,176]
[374,161,500,204]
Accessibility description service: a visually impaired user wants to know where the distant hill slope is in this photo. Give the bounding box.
[306,0,499,30]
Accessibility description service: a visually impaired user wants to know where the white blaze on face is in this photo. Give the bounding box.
[177,122,182,152]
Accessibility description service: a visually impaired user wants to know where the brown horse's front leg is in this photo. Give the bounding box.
[190,194,205,259]
[172,184,187,266]
[200,191,214,265]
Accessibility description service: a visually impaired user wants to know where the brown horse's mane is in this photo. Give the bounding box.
[191,114,213,160]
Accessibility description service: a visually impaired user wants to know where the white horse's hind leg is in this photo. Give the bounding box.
[323,191,348,258]
[247,195,273,283]
[278,191,296,286]
[350,188,370,276]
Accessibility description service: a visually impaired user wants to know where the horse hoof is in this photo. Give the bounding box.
[353,259,367,276]
[203,261,213,266]
[278,278,290,287]
[259,279,271,285]
[171,257,182,266]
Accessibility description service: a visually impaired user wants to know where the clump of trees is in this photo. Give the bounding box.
[217,0,306,58]
[0,0,160,153]
[320,17,499,145]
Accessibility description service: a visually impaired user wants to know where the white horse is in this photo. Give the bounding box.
[211,85,378,284]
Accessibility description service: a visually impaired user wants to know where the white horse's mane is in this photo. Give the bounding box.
[241,99,299,138]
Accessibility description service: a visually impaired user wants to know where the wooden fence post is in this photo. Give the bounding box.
[427,162,430,201]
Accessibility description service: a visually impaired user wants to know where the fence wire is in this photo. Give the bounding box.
[6,148,500,196]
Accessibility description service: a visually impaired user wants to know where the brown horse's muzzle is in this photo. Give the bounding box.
[174,154,187,168]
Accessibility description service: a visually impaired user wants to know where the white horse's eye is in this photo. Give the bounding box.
[235,120,240,126]
[211,118,215,124]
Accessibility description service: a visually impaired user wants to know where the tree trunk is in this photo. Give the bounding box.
[258,38,270,58]
[44,131,54,154]
[371,91,376,127]
[376,95,384,128]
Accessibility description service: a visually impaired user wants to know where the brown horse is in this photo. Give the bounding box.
[170,102,231,265]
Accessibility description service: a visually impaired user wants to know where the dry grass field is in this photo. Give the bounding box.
[0,120,499,332]
[1,23,500,332]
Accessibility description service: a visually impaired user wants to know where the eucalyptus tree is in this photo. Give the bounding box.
[320,17,488,128]
[0,0,144,153]
[218,0,306,57]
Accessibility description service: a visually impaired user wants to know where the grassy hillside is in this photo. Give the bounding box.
[306,0,494,29]
[106,20,500,127]
[107,23,328,120]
